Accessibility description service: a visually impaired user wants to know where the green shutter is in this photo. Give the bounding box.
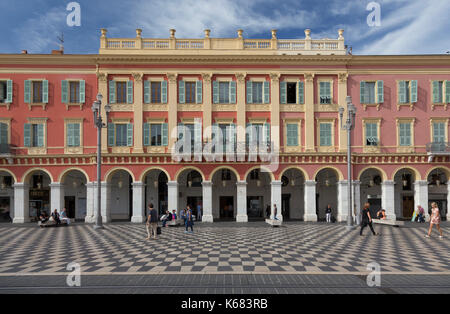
[398,81,406,104]
[360,81,365,104]
[213,81,219,104]
[24,124,31,147]
[246,81,252,104]
[246,123,251,146]
[298,81,304,104]
[107,123,115,146]
[196,80,202,104]
[127,80,133,104]
[37,124,44,147]
[144,81,151,104]
[74,123,80,147]
[263,81,270,104]
[162,123,168,146]
[319,82,325,100]
[178,80,185,104]
[42,80,48,103]
[432,81,440,103]
[24,80,31,104]
[410,80,418,103]
[6,80,13,103]
[230,123,236,150]
[230,81,236,104]
[143,123,150,146]
[109,80,116,104]
[0,123,8,144]
[79,80,85,103]
[377,80,384,103]
[264,122,270,144]
[280,81,287,104]
[445,81,450,103]
[286,124,298,146]
[67,123,73,146]
[127,123,133,146]
[61,80,68,104]
[320,123,331,146]
[161,80,167,104]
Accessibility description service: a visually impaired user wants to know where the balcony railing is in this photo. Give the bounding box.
[426,142,450,153]
[0,144,12,154]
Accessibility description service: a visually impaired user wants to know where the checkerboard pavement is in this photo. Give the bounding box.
[0,222,449,275]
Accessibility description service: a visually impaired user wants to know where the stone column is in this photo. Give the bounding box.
[381,180,396,220]
[167,181,178,215]
[132,73,144,153]
[13,183,29,223]
[97,73,109,154]
[50,182,64,212]
[236,180,248,222]
[270,73,280,150]
[414,180,429,220]
[131,182,146,223]
[304,73,315,152]
[353,180,362,224]
[304,180,317,221]
[85,182,96,223]
[202,73,212,141]
[338,73,348,152]
[167,73,178,150]
[99,182,111,223]
[337,180,349,222]
[202,181,213,222]
[271,180,282,221]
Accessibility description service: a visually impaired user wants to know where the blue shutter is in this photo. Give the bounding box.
[0,123,7,145]
[144,81,151,104]
[409,80,417,103]
[37,124,44,147]
[377,80,384,103]
[230,81,236,104]
[107,123,115,146]
[24,80,31,104]
[143,123,150,146]
[445,81,450,103]
[264,122,270,145]
[109,80,116,104]
[213,81,219,104]
[67,123,73,146]
[161,80,168,104]
[298,81,304,104]
[162,123,168,146]
[286,124,298,146]
[246,123,251,147]
[79,80,85,103]
[360,81,366,104]
[127,123,133,146]
[280,81,287,104]
[24,124,31,147]
[246,81,252,104]
[432,81,440,103]
[398,81,406,104]
[42,80,48,103]
[230,123,236,151]
[127,80,133,104]
[196,80,202,104]
[178,80,185,104]
[263,81,270,104]
[6,80,13,103]
[61,80,68,103]
[74,123,80,146]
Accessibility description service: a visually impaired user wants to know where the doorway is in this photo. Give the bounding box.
[187,196,203,219]
[402,196,414,218]
[64,196,76,219]
[0,197,11,222]
[368,198,381,218]
[282,194,290,220]
[220,196,234,219]
[247,196,264,219]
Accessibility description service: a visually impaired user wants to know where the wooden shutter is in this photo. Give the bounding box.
[298,81,304,104]
[360,81,366,104]
[445,81,450,103]
[143,123,150,146]
[127,123,133,146]
[246,123,252,146]
[410,80,418,103]
[24,80,31,104]
[144,81,151,104]
[263,81,270,104]
[432,81,440,103]
[246,81,252,104]
[107,123,115,146]
[178,80,185,104]
[109,80,116,104]
[398,81,406,104]
[196,80,202,104]
[264,122,270,144]
[0,123,7,144]
[280,81,287,104]
[161,80,167,103]
[229,81,236,104]
[67,123,74,146]
[37,124,44,147]
[42,80,48,103]
[127,80,133,104]
[213,81,219,104]
[6,80,13,103]
[376,80,384,103]
[24,124,31,147]
[74,123,80,146]
[79,80,85,103]
[61,80,69,103]
[162,123,168,146]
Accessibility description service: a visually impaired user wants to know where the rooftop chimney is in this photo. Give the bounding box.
[21,50,28,54]
[51,49,64,55]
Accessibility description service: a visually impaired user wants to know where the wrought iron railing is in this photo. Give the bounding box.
[426,142,450,153]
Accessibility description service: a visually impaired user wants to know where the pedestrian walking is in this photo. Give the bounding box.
[146,203,159,240]
[325,204,332,223]
[197,203,202,221]
[265,205,270,218]
[426,202,444,239]
[180,207,186,227]
[417,205,425,223]
[360,203,378,236]
[185,206,194,233]
[273,204,278,220]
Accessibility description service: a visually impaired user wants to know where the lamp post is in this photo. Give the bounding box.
[92,93,111,229]
[339,96,357,230]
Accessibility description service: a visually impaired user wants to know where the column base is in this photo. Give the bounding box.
[337,215,348,223]
[131,216,146,223]
[386,214,397,221]
[13,217,30,224]
[100,216,111,223]
[303,214,317,222]
[84,216,95,223]
[236,214,248,222]
[201,215,214,223]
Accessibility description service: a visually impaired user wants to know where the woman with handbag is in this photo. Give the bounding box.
[426,202,443,239]
[360,203,378,236]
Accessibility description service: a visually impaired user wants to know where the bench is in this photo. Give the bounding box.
[265,219,282,227]
[372,219,404,227]
[38,219,69,228]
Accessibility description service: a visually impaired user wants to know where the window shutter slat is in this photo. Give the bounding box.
[377,80,384,103]
[410,80,418,103]
[61,80,68,104]
[74,123,80,146]
[360,81,366,104]
[67,123,73,146]
[263,81,270,104]
[161,80,167,104]
[196,80,202,104]
[179,80,185,104]
[127,80,133,104]
[24,124,31,147]
[107,123,115,146]
[162,123,168,146]
[230,81,236,104]
[37,124,44,147]
[246,81,252,104]
[213,81,219,104]
[127,123,133,146]
[144,81,151,104]
[6,80,13,103]
[143,123,150,146]
[0,123,7,144]
[280,81,287,104]
[109,80,116,104]
[399,81,406,104]
[42,80,48,103]
[298,81,304,104]
[79,80,85,103]
[445,80,450,103]
[264,122,270,144]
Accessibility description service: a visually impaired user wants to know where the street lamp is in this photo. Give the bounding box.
[339,96,357,231]
[92,93,111,230]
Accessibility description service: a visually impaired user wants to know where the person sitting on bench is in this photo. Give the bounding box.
[51,209,61,226]
[60,208,71,225]
[39,211,49,223]
[376,209,387,220]
[162,210,172,227]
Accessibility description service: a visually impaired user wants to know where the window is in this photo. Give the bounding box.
[433,122,445,143]
[252,82,263,104]
[250,169,259,180]
[432,81,443,103]
[24,80,48,105]
[219,82,230,104]
[399,123,411,146]
[144,122,168,147]
[0,122,8,145]
[0,81,7,103]
[179,80,202,104]
[366,123,378,146]
[398,80,419,104]
[33,81,43,103]
[69,82,80,103]
[144,81,167,104]
[116,124,129,146]
[185,82,196,103]
[286,123,298,146]
[246,81,269,104]
[364,82,376,104]
[213,81,236,104]
[62,80,85,105]
[280,81,304,104]
[151,124,162,146]
[24,123,44,147]
[151,82,161,103]
[109,80,133,104]
[66,123,80,147]
[319,123,332,146]
[246,123,263,147]
[108,123,133,147]
[360,81,384,105]
[319,81,331,104]
[116,82,127,104]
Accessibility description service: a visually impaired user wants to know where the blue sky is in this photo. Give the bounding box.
[1,0,449,55]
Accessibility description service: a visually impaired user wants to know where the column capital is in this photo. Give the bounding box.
[131,181,145,187]
[13,182,29,188]
[338,73,348,83]
[304,73,315,82]
[382,180,395,186]
[236,180,247,187]
[166,73,178,83]
[202,181,213,187]
[49,182,63,188]
[414,180,428,187]
[304,180,317,187]
[132,72,144,82]
[201,73,213,83]
[271,180,282,187]
[97,72,108,82]
[235,72,247,83]
[352,180,361,185]
[167,181,178,187]
[269,72,281,82]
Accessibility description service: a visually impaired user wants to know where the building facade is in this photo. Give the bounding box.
[0,28,449,224]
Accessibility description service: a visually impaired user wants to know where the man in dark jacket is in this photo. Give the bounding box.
[146,203,158,240]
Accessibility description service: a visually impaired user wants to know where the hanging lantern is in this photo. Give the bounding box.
[154,181,159,188]
[73,181,78,188]
[369,179,374,187]
[291,179,295,186]
[118,180,123,189]
[436,179,441,187]
[37,182,42,189]
[222,180,227,187]
[0,178,5,190]
[256,180,261,187]
[188,180,192,187]
[325,179,330,187]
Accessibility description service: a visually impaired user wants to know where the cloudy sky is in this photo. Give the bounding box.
[0,0,449,55]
